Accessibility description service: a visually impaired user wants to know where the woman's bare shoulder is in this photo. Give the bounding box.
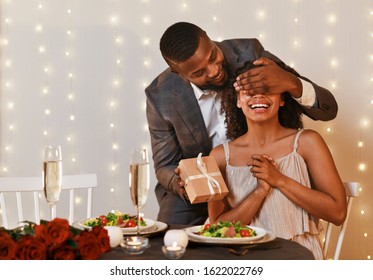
[298,129,327,153]
[210,143,227,171]
[299,129,324,142]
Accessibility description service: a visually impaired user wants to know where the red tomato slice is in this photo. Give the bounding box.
[239,229,251,237]
[100,217,108,226]
[125,220,137,227]
[203,224,211,231]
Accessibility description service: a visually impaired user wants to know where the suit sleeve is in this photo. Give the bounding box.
[145,88,181,195]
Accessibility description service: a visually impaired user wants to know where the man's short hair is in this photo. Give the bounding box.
[160,22,205,66]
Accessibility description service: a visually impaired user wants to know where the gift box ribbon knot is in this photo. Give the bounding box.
[184,153,222,195]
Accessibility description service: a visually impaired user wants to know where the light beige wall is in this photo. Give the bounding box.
[0,0,371,259]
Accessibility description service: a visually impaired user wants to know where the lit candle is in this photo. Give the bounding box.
[121,236,149,255]
[126,236,143,246]
[167,241,182,251]
[162,241,186,259]
[127,241,142,246]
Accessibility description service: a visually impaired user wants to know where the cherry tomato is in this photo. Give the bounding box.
[240,229,251,237]
[203,224,211,231]
[99,215,106,220]
[100,217,108,226]
[125,220,137,227]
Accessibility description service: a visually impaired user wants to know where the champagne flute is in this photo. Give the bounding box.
[129,148,150,235]
[43,145,62,220]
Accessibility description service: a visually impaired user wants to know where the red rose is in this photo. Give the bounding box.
[91,226,110,253]
[35,218,71,245]
[48,242,76,260]
[0,231,18,260]
[75,231,102,260]
[17,235,47,260]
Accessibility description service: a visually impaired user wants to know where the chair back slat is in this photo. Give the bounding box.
[87,188,93,218]
[0,174,97,229]
[0,193,9,229]
[322,181,359,259]
[16,192,24,223]
[322,222,332,256]
[344,182,359,197]
[333,196,354,259]
[33,191,41,224]
[69,188,75,224]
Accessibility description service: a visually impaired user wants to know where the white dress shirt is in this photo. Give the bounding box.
[191,83,227,148]
[191,79,316,148]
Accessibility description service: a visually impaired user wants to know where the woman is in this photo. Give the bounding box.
[208,59,347,259]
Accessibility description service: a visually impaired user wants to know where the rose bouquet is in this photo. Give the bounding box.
[0,218,110,260]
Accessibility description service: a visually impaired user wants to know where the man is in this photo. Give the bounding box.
[145,22,337,225]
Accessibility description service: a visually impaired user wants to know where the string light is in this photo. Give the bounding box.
[0,0,371,259]
[75,197,81,204]
[258,10,266,20]
[358,163,367,172]
[142,16,150,24]
[328,14,337,24]
[7,102,14,110]
[35,24,43,32]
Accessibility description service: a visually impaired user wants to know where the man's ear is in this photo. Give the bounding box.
[280,94,285,107]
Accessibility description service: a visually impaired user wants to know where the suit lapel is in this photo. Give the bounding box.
[170,81,212,153]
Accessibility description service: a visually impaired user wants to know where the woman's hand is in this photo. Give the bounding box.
[250,154,284,188]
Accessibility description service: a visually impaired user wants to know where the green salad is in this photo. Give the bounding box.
[84,210,146,228]
[196,221,256,238]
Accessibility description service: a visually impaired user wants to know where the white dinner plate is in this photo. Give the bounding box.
[123,221,169,236]
[78,218,155,234]
[184,225,269,245]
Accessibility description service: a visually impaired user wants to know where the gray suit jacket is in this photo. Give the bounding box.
[145,38,337,225]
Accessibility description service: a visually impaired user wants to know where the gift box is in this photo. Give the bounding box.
[178,153,229,204]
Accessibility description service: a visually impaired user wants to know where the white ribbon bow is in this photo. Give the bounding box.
[195,153,221,195]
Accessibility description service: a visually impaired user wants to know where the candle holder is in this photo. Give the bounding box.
[120,236,150,255]
[162,243,186,260]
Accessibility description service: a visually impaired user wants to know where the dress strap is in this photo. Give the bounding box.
[293,129,304,152]
[222,142,230,164]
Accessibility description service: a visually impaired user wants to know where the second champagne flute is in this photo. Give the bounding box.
[43,145,62,220]
[129,148,150,235]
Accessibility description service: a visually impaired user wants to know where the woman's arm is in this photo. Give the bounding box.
[208,145,270,225]
[251,129,347,225]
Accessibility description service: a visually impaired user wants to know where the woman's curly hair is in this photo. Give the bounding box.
[221,61,304,140]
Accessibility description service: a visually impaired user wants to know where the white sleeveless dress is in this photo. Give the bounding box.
[223,129,324,259]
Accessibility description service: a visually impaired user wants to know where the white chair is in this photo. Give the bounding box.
[0,174,97,229]
[322,181,359,260]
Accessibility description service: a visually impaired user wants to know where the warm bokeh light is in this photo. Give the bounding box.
[0,0,371,261]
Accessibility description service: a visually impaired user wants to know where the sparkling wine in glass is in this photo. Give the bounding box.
[129,148,150,235]
[43,145,62,219]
